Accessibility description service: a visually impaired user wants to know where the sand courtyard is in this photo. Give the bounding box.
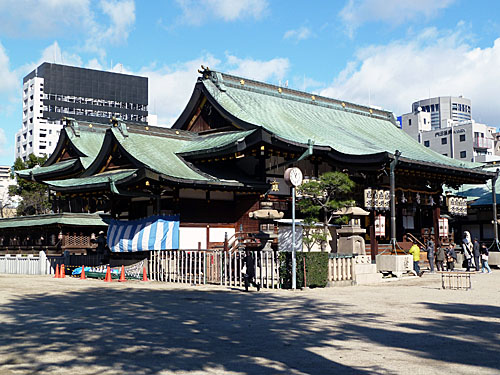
[0,271,499,375]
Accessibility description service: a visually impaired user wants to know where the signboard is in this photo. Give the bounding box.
[375,215,385,237]
[438,217,449,238]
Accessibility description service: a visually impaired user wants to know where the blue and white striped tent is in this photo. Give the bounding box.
[107,215,180,252]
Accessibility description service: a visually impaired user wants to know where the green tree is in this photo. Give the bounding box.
[9,154,51,216]
[297,171,355,251]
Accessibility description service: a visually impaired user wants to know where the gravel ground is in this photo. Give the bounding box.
[0,270,499,375]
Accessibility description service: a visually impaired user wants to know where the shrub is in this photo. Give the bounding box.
[279,252,329,288]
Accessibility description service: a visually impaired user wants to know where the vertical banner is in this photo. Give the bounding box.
[375,215,386,237]
[438,217,449,237]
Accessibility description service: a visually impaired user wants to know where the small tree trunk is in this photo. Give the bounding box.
[322,206,328,252]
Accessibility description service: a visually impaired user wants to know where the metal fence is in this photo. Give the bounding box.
[0,252,51,275]
[0,251,105,275]
[149,250,280,289]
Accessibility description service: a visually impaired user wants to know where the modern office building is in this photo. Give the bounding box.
[15,63,148,161]
[410,96,471,129]
[399,97,498,163]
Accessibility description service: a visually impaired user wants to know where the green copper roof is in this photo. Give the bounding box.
[66,126,106,168]
[0,212,108,229]
[45,169,137,189]
[202,72,482,170]
[111,128,255,181]
[17,159,78,179]
[180,130,255,153]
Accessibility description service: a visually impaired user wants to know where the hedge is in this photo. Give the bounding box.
[279,252,329,289]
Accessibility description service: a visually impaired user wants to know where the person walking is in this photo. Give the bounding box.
[426,239,435,273]
[462,231,473,272]
[409,241,422,276]
[242,251,261,291]
[473,237,481,271]
[446,243,457,271]
[480,243,492,274]
[435,244,446,271]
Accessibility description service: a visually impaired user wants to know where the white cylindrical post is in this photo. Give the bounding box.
[292,186,296,290]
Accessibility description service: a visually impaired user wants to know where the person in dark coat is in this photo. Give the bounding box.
[243,251,260,292]
[446,243,457,271]
[473,237,481,271]
[426,240,435,273]
[435,245,446,271]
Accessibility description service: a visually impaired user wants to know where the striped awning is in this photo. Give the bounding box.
[107,215,180,252]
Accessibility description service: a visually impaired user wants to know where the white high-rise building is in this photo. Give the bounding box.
[15,63,148,162]
[399,97,498,163]
[16,76,62,161]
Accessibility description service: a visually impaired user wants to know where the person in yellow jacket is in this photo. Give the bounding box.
[409,242,423,276]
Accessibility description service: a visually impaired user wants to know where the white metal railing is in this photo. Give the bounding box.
[0,252,51,275]
[149,250,280,289]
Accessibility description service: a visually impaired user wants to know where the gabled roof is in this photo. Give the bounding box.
[0,212,108,229]
[16,159,79,180]
[174,70,489,175]
[42,121,264,191]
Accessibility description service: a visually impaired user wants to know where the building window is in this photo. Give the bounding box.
[460,151,467,158]
[460,134,466,142]
[424,140,430,147]
[441,138,447,145]
[408,119,412,126]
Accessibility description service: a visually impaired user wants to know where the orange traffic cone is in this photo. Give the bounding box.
[104,267,112,282]
[142,266,148,281]
[54,264,60,278]
[60,264,66,278]
[80,265,86,280]
[118,265,126,282]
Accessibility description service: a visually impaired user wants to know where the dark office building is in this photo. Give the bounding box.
[23,63,148,124]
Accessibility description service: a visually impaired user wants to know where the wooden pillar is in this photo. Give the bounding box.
[433,206,441,246]
[370,211,378,262]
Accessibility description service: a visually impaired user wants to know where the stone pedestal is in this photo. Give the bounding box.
[376,254,413,277]
[337,226,366,255]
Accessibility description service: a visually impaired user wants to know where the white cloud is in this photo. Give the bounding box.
[0,43,17,95]
[226,55,290,83]
[0,0,93,37]
[40,42,84,67]
[84,0,135,56]
[175,0,268,25]
[0,128,12,157]
[139,54,289,126]
[0,0,135,57]
[283,27,313,42]
[319,27,500,126]
[340,0,455,37]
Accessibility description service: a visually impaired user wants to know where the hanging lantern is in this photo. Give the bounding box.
[364,188,373,209]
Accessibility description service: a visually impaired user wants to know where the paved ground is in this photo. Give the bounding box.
[0,270,499,375]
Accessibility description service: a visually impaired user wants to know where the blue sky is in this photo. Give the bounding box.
[1,0,500,166]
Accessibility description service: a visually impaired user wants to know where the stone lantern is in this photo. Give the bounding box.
[333,206,369,255]
[249,201,284,250]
